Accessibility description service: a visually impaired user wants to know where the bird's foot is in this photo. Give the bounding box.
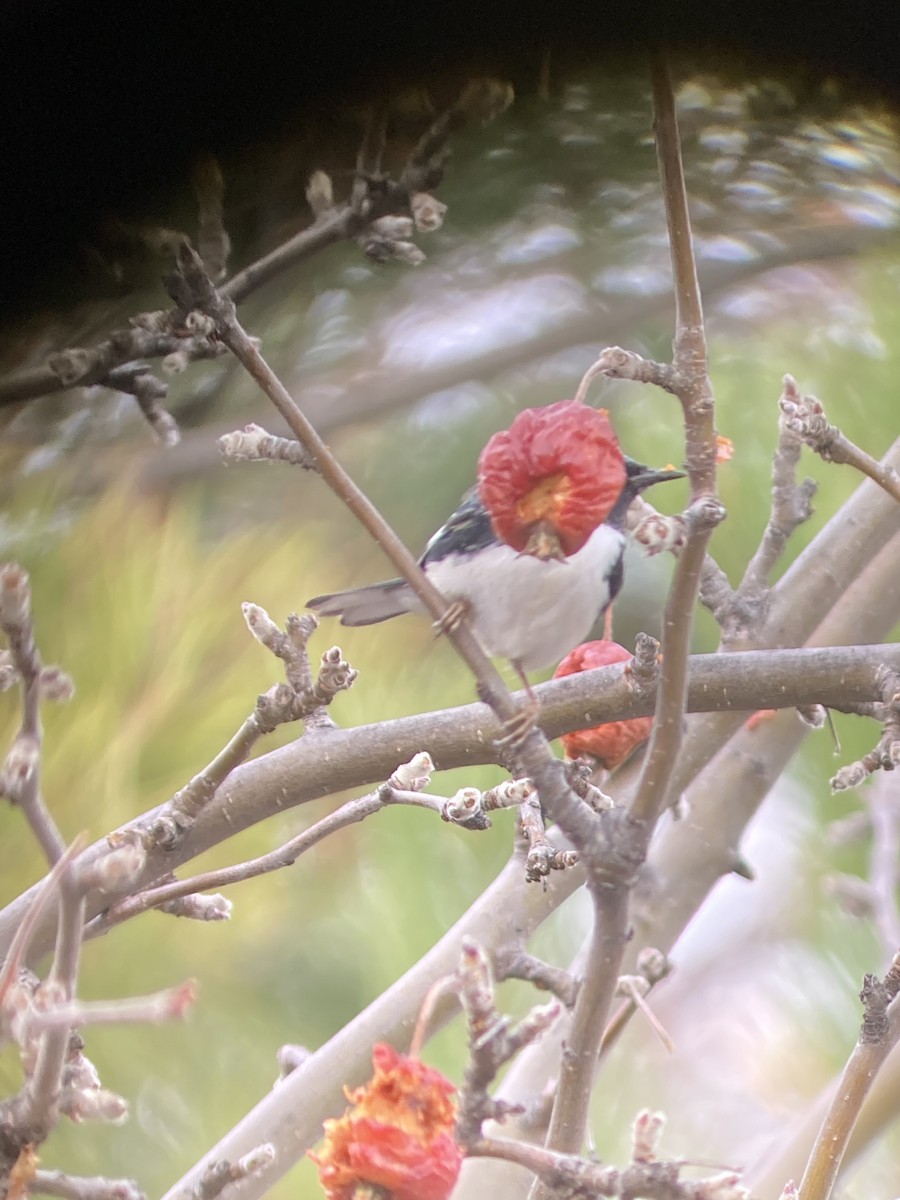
[495,667,540,754]
[433,598,471,639]
[495,701,540,754]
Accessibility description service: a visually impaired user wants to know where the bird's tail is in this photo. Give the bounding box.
[306,579,417,627]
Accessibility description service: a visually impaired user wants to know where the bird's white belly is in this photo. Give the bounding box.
[426,524,624,672]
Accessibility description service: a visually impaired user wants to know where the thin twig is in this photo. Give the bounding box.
[798,971,900,1200]
[629,55,722,828]
[150,607,356,844]
[866,773,900,964]
[25,980,197,1034]
[0,837,86,1006]
[455,939,558,1147]
[19,875,85,1138]
[497,951,580,1009]
[471,1124,749,1197]
[85,757,443,936]
[739,393,816,604]
[192,156,231,282]
[31,1169,145,1200]
[781,374,900,504]
[0,564,68,867]
[626,495,736,629]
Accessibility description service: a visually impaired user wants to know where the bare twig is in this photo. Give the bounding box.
[797,964,900,1200]
[226,77,511,301]
[192,156,231,283]
[30,1169,145,1200]
[781,374,900,504]
[0,837,86,1015]
[627,495,736,629]
[630,497,725,826]
[599,948,674,1059]
[738,392,817,616]
[85,753,444,936]
[537,885,630,1174]
[217,423,314,468]
[149,606,356,845]
[351,98,389,214]
[0,79,512,439]
[192,1146,276,1200]
[615,975,675,1055]
[519,796,578,882]
[16,869,85,1140]
[830,665,900,793]
[455,939,559,1147]
[25,980,197,1034]
[471,1107,750,1197]
[630,53,722,827]
[865,772,900,963]
[496,951,580,1009]
[0,564,68,866]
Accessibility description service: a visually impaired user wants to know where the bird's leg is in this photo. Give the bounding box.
[433,597,472,639]
[495,660,541,752]
[602,603,614,641]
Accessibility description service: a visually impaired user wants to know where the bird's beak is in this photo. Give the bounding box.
[629,465,686,492]
[523,522,567,561]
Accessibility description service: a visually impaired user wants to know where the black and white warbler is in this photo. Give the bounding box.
[306,458,683,676]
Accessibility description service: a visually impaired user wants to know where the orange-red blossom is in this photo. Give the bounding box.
[311,1043,463,1200]
[478,399,627,559]
[554,640,653,768]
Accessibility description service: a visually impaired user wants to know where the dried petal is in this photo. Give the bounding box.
[478,401,626,557]
[554,641,652,768]
[311,1043,462,1200]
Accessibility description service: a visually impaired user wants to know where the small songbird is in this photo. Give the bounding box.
[306,458,683,675]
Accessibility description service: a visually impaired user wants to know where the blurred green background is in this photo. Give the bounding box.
[2,60,900,1198]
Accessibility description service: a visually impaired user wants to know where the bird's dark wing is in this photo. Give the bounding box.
[420,487,497,565]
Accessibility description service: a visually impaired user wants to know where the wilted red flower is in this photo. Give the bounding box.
[477,400,627,559]
[310,1043,463,1200]
[554,640,653,768]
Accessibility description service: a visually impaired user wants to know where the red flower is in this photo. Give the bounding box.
[311,1043,463,1200]
[477,400,627,559]
[553,640,653,768]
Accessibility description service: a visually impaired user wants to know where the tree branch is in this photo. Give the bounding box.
[797,964,900,1200]
[781,374,900,504]
[3,643,900,968]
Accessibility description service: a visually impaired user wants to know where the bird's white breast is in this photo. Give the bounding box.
[425,524,625,672]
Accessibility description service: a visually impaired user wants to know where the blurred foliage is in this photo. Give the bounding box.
[1,60,900,1200]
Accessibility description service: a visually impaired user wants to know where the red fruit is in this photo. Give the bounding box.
[477,400,627,558]
[554,640,653,768]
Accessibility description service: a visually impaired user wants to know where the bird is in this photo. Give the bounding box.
[306,458,683,677]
